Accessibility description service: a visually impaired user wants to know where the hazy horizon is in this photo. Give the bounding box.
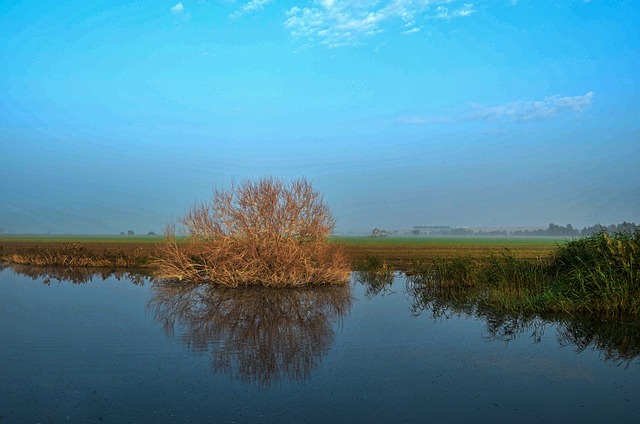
[1,1,639,235]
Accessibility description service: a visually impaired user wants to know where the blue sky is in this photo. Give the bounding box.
[1,0,638,234]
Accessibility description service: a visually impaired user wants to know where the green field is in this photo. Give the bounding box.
[0,234,165,243]
[0,234,565,270]
[333,235,564,268]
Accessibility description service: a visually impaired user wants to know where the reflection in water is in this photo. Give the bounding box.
[149,282,352,384]
[8,264,152,285]
[404,272,640,365]
[352,270,395,299]
[557,319,640,364]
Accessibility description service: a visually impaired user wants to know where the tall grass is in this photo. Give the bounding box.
[407,253,548,313]
[546,230,640,317]
[406,230,640,319]
[4,243,151,268]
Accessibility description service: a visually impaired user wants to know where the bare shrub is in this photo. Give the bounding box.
[155,177,350,287]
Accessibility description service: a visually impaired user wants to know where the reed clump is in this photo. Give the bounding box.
[154,177,350,287]
[546,230,640,317]
[406,230,640,319]
[4,243,151,268]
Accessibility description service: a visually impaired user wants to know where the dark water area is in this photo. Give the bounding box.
[1,265,639,423]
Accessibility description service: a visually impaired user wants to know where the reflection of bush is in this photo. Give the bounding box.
[149,282,352,384]
[8,264,151,285]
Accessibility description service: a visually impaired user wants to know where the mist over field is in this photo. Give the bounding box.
[1,1,638,235]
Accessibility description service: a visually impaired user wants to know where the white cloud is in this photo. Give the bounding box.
[466,92,594,122]
[402,27,421,34]
[171,2,184,14]
[227,1,589,47]
[433,3,475,19]
[232,0,272,19]
[284,2,386,47]
[281,1,476,48]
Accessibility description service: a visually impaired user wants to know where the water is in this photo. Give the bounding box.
[1,266,639,423]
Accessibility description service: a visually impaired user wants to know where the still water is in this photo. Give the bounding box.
[1,265,639,423]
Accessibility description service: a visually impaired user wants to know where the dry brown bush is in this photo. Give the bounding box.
[155,177,350,287]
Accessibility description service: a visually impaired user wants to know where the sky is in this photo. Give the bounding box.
[1,0,639,234]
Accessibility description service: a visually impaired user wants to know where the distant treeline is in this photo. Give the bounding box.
[407,222,639,237]
[511,222,639,237]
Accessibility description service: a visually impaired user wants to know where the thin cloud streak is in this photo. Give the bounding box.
[395,115,453,125]
[466,92,594,122]
[432,3,476,20]
[396,92,594,126]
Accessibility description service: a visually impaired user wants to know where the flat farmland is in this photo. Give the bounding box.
[0,235,163,252]
[335,236,562,269]
[0,235,564,270]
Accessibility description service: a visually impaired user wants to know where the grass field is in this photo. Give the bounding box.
[334,236,563,268]
[0,234,564,270]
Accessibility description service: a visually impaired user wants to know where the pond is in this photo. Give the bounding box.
[1,265,639,423]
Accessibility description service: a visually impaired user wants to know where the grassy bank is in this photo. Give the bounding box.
[0,236,161,268]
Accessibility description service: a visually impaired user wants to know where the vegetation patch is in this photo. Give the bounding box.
[404,230,640,319]
[546,230,640,318]
[154,177,350,287]
[3,243,152,268]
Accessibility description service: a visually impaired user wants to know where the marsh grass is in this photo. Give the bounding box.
[406,230,640,319]
[545,230,640,317]
[4,243,152,268]
[406,253,548,312]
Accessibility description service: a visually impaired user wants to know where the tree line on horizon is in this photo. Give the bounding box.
[374,221,640,237]
[511,222,639,237]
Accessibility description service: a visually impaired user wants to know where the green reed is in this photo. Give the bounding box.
[4,243,153,268]
[545,230,640,318]
[406,230,640,319]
